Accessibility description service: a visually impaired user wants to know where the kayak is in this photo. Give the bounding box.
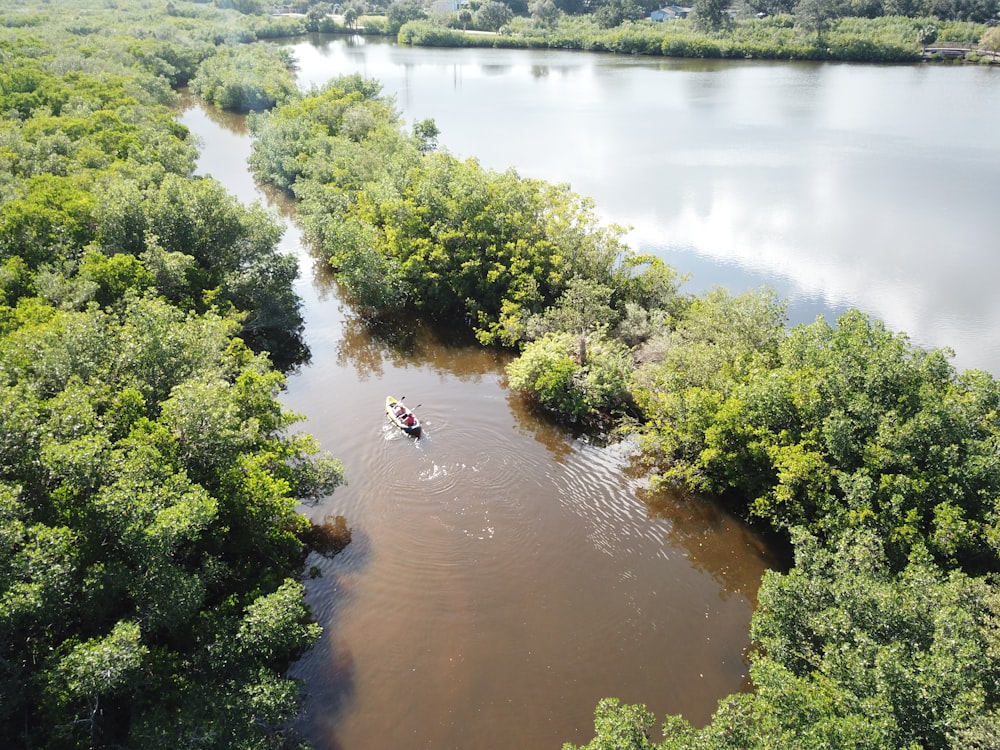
[386,396,421,437]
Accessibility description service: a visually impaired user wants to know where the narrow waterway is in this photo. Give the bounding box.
[180,93,777,749]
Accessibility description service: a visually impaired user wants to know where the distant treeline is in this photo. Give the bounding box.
[173,0,1000,65]
[395,13,997,63]
[268,0,1000,64]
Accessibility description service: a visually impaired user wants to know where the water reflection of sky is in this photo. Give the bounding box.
[289,40,1000,374]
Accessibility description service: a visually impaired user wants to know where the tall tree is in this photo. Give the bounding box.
[476,0,515,31]
[595,0,646,26]
[530,0,563,25]
[795,0,836,37]
[692,0,732,29]
[387,0,427,32]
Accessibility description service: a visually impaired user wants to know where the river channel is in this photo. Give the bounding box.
[180,38,999,750]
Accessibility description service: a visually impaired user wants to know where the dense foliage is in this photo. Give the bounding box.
[0,300,342,748]
[507,329,634,417]
[398,11,995,63]
[633,309,1000,572]
[0,2,346,747]
[308,0,998,26]
[190,43,299,111]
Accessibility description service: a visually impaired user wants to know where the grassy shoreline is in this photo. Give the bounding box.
[387,14,997,64]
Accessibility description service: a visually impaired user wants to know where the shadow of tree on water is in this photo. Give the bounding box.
[288,523,378,750]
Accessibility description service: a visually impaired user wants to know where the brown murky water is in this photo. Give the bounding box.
[180,93,776,750]
[280,317,774,749]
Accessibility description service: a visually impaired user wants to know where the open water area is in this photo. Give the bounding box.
[180,39,999,749]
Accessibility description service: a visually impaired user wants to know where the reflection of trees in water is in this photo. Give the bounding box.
[290,559,359,747]
[293,634,355,749]
[505,389,576,463]
[238,248,312,372]
[637,479,784,608]
[304,250,341,303]
[336,314,420,379]
[290,522,376,745]
[618,451,784,605]
[335,310,512,382]
[178,89,250,135]
[303,514,352,557]
[257,180,300,219]
[504,390,781,606]
[480,64,512,76]
[250,325,311,374]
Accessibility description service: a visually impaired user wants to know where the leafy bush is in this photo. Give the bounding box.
[507,330,634,419]
[190,43,298,111]
[600,24,666,53]
[398,19,469,45]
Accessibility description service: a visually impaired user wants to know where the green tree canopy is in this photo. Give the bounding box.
[190,43,298,112]
[634,308,1000,572]
[530,0,563,26]
[0,13,346,746]
[477,0,516,30]
[387,0,428,31]
[692,0,733,30]
[0,298,344,747]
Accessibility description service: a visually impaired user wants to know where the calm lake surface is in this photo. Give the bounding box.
[292,36,1000,374]
[180,39,998,750]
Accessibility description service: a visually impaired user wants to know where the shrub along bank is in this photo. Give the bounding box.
[398,14,994,64]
